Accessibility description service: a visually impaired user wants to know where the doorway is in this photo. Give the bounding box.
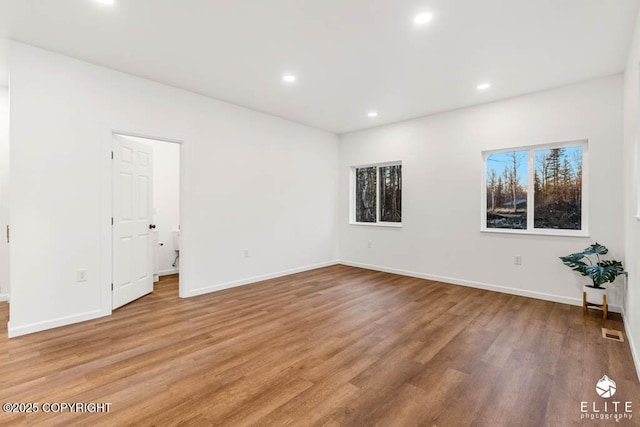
[111,133,181,309]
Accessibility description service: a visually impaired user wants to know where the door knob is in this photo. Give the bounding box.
[149,224,157,229]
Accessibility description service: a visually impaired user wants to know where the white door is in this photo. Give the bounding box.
[112,135,154,309]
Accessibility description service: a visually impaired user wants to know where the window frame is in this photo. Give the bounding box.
[350,161,403,227]
[481,139,589,237]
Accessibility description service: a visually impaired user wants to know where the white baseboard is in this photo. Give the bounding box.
[622,308,640,382]
[0,293,8,303]
[159,269,178,277]
[186,260,339,298]
[8,309,109,338]
[338,260,624,313]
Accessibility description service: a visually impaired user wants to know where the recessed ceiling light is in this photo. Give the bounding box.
[477,82,491,90]
[414,13,433,25]
[95,0,115,5]
[282,75,296,83]
[368,111,378,118]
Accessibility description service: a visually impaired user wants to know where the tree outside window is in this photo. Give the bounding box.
[353,163,402,225]
[484,142,586,235]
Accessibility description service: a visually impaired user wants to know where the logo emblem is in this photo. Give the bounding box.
[596,375,617,398]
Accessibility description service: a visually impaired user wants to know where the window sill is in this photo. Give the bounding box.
[481,228,589,238]
[350,222,402,228]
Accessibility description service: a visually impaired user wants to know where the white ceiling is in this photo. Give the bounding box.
[0,0,638,133]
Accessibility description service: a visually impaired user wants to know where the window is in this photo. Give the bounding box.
[483,141,587,236]
[352,162,402,225]
[485,150,528,230]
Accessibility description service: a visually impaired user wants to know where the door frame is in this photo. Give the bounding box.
[100,124,187,317]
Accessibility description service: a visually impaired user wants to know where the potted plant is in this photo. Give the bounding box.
[559,243,627,305]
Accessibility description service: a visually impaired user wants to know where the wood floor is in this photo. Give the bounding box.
[0,265,639,426]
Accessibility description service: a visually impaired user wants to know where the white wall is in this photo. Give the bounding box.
[0,86,8,302]
[8,43,339,336]
[623,9,640,380]
[339,75,625,310]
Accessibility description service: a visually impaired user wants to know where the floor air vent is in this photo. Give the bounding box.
[602,328,624,342]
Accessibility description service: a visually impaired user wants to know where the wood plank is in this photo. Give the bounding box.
[0,265,638,426]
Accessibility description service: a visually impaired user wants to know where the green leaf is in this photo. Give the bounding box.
[585,266,608,286]
[584,261,626,286]
[559,254,589,275]
[583,243,608,256]
[560,253,585,263]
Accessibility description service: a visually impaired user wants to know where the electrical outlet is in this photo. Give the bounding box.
[514,255,522,266]
[243,249,249,258]
[367,241,372,249]
[77,269,88,282]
